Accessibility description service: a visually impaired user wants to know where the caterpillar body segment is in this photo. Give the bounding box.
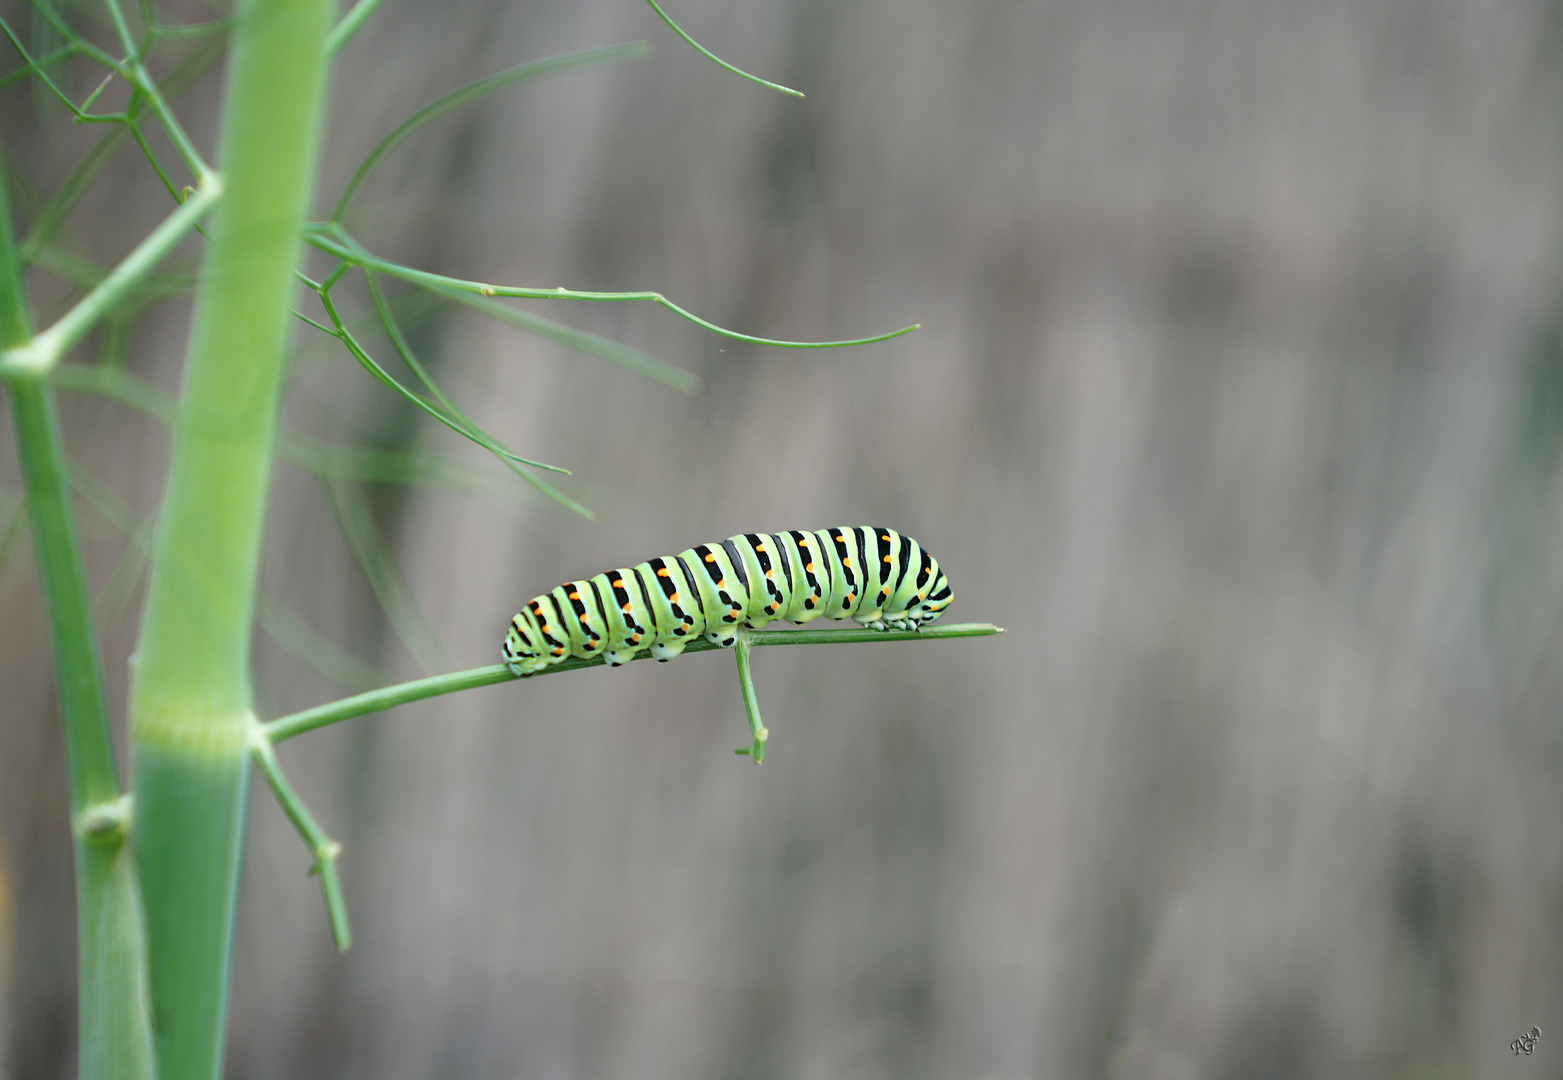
[596,569,653,667]
[503,527,952,676]
[682,543,748,647]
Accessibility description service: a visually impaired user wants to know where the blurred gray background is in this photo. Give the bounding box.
[6,0,1563,1077]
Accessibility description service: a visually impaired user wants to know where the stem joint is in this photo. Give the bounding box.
[75,793,134,842]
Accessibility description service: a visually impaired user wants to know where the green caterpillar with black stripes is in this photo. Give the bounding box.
[503,527,953,676]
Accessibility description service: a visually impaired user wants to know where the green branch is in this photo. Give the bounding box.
[644,0,803,97]
[0,16,119,116]
[263,622,1003,743]
[319,474,451,674]
[18,35,227,263]
[432,282,700,393]
[0,41,79,90]
[18,0,119,70]
[99,0,214,181]
[0,147,157,1080]
[364,272,571,476]
[48,363,544,504]
[145,16,234,40]
[332,42,651,222]
[0,180,221,375]
[324,0,386,56]
[317,281,593,516]
[306,225,921,349]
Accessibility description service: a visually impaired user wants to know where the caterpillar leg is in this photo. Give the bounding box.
[603,645,641,666]
[866,606,934,632]
[504,653,553,676]
[705,626,740,648]
[649,638,691,662]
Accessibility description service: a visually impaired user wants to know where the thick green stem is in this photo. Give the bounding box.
[0,167,157,1080]
[128,0,335,1073]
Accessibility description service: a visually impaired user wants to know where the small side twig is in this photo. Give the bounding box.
[247,720,352,951]
[731,628,769,763]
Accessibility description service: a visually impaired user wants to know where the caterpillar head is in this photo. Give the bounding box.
[502,610,550,675]
[914,567,953,625]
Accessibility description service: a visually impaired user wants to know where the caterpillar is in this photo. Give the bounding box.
[503,527,952,676]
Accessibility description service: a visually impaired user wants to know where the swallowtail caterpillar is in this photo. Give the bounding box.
[503,527,952,676]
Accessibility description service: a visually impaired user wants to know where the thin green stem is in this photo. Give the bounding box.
[20,126,134,262]
[318,258,351,291]
[78,69,119,114]
[732,629,768,762]
[7,383,161,1080]
[147,16,234,39]
[331,42,650,222]
[321,282,575,481]
[0,175,29,345]
[365,273,615,496]
[320,282,593,516]
[99,0,213,181]
[30,241,196,299]
[292,310,336,336]
[60,451,392,692]
[644,0,803,97]
[0,493,29,579]
[432,282,700,393]
[365,272,502,436]
[324,0,385,56]
[18,35,227,262]
[49,363,538,502]
[72,417,407,689]
[48,362,175,420]
[0,179,221,375]
[17,0,122,68]
[286,279,443,387]
[0,41,79,90]
[0,159,157,1080]
[134,0,156,43]
[129,118,185,204]
[255,590,389,693]
[65,458,155,619]
[0,17,118,117]
[263,623,1003,743]
[247,723,352,949]
[319,474,451,674]
[307,225,921,349]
